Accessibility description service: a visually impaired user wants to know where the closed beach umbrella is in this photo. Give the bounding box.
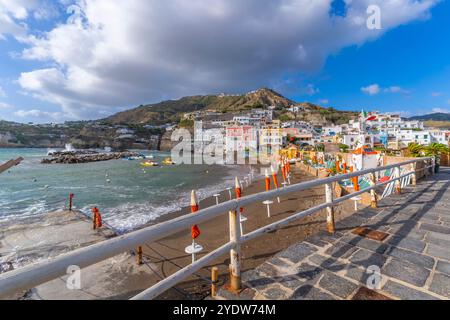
[190,190,201,239]
[265,169,271,191]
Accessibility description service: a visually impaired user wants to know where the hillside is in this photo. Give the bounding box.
[409,113,450,121]
[409,113,450,129]
[103,88,296,125]
[103,88,358,126]
[1,88,360,149]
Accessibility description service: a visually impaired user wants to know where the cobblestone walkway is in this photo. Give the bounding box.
[226,168,450,300]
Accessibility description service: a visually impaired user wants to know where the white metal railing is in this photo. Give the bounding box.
[0,157,435,300]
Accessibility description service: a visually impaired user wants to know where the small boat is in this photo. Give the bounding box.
[145,155,154,159]
[141,161,159,167]
[162,157,176,165]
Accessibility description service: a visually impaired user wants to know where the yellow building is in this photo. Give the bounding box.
[259,124,282,155]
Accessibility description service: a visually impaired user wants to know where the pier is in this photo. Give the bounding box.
[219,168,450,300]
[0,157,448,300]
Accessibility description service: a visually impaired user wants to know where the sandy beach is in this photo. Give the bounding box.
[134,164,358,300]
[1,164,359,300]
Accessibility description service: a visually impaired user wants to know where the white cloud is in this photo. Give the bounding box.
[5,0,438,119]
[361,84,381,96]
[303,84,320,96]
[0,85,6,97]
[362,84,410,96]
[318,99,329,105]
[13,108,62,119]
[432,92,443,97]
[0,0,59,39]
[384,86,410,94]
[432,108,450,114]
[0,102,13,109]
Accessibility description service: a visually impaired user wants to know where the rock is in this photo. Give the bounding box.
[41,151,139,164]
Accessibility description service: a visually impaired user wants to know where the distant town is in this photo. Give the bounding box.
[1,88,450,154]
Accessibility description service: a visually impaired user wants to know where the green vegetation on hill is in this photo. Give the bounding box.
[409,113,450,122]
[409,113,450,128]
[103,87,359,126]
[104,88,295,125]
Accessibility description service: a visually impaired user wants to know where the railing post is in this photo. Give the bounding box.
[411,163,417,186]
[229,209,242,291]
[136,246,143,266]
[394,166,401,194]
[325,183,335,234]
[431,157,436,175]
[369,173,378,208]
[211,267,218,297]
[69,193,74,211]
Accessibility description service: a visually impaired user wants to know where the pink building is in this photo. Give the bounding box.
[225,126,258,152]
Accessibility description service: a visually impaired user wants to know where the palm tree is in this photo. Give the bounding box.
[407,142,424,157]
[423,143,449,173]
[423,143,449,157]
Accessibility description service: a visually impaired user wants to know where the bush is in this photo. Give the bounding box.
[339,144,350,153]
[179,119,194,128]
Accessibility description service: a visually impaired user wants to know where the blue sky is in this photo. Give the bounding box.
[302,0,450,115]
[0,0,449,123]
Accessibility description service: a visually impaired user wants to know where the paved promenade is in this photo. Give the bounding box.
[230,168,450,300]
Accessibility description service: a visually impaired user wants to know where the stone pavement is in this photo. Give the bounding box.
[225,168,450,300]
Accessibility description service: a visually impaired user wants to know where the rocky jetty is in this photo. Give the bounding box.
[41,151,139,164]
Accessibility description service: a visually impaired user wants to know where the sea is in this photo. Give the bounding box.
[0,148,252,233]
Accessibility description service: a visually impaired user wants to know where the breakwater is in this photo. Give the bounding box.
[41,151,139,164]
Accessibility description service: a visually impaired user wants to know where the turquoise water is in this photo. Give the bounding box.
[0,148,245,233]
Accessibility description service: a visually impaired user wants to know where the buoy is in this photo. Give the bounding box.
[235,177,246,236]
[271,165,280,203]
[185,190,203,263]
[343,159,347,174]
[106,179,111,184]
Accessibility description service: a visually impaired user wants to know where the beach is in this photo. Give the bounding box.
[137,164,357,300]
[0,148,249,233]
[1,163,359,300]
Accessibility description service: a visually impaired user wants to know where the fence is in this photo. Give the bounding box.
[0,157,435,300]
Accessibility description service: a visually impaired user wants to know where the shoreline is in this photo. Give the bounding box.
[112,164,359,300]
[1,164,360,300]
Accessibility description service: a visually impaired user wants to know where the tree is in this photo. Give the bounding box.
[315,143,325,152]
[423,143,449,157]
[339,144,350,153]
[407,142,423,157]
[179,119,194,128]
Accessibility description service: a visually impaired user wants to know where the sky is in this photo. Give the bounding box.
[0,0,449,124]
